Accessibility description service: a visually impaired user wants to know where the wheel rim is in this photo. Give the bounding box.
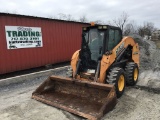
[118,75,125,91]
[134,68,138,81]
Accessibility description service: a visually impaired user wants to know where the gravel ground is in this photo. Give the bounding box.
[0,67,160,120]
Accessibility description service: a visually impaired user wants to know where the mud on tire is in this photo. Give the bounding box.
[106,67,126,98]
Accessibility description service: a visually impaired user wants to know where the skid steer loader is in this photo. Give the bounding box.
[32,23,139,120]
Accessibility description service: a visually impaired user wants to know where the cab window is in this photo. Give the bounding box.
[108,29,121,51]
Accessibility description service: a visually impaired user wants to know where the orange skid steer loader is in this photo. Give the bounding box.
[32,23,139,120]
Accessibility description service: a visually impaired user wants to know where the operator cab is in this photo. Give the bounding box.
[79,24,122,79]
[84,28,104,61]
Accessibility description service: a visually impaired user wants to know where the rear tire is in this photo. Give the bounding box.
[125,62,139,86]
[106,67,126,98]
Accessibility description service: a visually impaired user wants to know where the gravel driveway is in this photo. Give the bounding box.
[0,67,160,120]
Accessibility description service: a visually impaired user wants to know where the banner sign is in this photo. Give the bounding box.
[5,26,43,49]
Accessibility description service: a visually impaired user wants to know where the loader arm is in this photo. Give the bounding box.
[99,37,139,83]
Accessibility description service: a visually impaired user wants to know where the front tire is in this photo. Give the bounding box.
[106,67,126,98]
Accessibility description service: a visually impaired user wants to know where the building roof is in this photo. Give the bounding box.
[0,12,90,25]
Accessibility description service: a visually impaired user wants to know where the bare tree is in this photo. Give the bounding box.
[123,20,138,35]
[58,13,67,20]
[113,12,129,34]
[66,14,75,21]
[94,20,104,25]
[52,13,75,21]
[48,15,54,19]
[123,24,133,35]
[106,20,112,25]
[138,22,156,37]
[79,15,88,23]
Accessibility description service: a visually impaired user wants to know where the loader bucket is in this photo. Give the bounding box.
[32,76,117,120]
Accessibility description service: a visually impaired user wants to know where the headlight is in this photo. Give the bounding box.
[103,26,107,29]
[98,26,102,29]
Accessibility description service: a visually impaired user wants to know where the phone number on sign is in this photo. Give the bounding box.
[11,37,40,40]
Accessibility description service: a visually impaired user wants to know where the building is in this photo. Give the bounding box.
[0,13,89,74]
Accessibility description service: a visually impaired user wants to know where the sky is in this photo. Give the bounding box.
[0,0,160,28]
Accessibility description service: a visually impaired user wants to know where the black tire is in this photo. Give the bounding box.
[125,62,139,86]
[106,67,126,98]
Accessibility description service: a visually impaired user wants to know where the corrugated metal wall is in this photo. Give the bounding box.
[0,13,88,74]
